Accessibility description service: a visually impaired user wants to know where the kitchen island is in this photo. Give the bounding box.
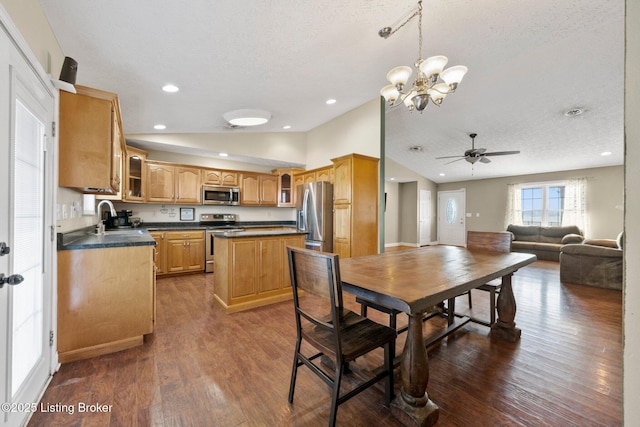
[213,229,306,313]
[57,228,156,362]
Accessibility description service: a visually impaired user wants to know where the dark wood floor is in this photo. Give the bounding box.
[28,260,622,427]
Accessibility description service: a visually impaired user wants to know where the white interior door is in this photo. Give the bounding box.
[437,189,466,246]
[1,15,56,427]
[419,190,431,246]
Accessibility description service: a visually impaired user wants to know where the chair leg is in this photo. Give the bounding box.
[329,361,343,427]
[360,303,368,317]
[383,341,394,406]
[288,338,302,403]
[467,290,473,308]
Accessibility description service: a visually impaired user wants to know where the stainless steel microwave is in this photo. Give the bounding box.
[202,185,240,205]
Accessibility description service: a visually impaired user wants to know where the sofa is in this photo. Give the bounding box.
[506,224,584,261]
[559,233,623,290]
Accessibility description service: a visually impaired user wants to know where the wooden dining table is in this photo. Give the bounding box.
[339,245,536,427]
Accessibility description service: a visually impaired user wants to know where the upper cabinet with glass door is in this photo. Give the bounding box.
[124,146,147,202]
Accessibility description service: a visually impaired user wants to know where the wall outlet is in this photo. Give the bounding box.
[61,204,68,219]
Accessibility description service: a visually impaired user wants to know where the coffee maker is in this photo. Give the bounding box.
[105,210,132,229]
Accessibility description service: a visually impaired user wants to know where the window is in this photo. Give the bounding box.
[506,178,587,233]
[521,184,565,226]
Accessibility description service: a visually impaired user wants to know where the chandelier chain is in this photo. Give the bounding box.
[417,0,423,62]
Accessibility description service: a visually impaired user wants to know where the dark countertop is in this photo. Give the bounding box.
[57,221,298,250]
[213,229,307,239]
[57,227,157,251]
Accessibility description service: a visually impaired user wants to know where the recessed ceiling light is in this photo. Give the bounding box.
[326,99,337,105]
[409,145,423,152]
[162,84,179,93]
[223,109,271,126]
[439,173,445,176]
[601,151,612,156]
[283,125,291,130]
[219,152,229,157]
[154,124,166,130]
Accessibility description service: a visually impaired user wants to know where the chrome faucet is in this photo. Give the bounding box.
[95,200,117,234]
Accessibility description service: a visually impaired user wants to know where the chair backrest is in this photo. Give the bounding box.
[287,246,344,339]
[467,231,512,253]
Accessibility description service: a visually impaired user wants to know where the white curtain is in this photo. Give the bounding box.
[505,183,523,228]
[563,178,588,235]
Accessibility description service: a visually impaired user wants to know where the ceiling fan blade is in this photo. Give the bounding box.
[483,150,521,156]
[445,157,466,165]
[480,156,491,163]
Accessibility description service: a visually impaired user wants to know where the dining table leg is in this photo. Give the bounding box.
[390,312,439,426]
[490,272,522,342]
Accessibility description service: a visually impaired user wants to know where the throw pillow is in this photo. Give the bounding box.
[561,234,584,244]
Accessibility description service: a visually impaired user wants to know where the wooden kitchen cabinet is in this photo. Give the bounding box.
[150,231,167,275]
[59,85,125,194]
[124,146,147,202]
[213,233,305,313]
[176,166,201,203]
[145,161,202,204]
[165,230,205,274]
[57,245,155,363]
[331,153,379,259]
[273,168,304,207]
[202,169,238,186]
[240,173,278,206]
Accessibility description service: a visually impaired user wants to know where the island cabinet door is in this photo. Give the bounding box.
[231,240,257,298]
[258,238,283,293]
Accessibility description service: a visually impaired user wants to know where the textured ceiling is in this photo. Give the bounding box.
[40,0,624,183]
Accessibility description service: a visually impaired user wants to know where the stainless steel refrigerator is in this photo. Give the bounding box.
[296,181,333,252]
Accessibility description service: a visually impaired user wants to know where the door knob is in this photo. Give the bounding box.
[0,242,9,256]
[0,273,24,288]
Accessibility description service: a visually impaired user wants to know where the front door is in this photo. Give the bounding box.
[437,189,466,246]
[1,16,56,427]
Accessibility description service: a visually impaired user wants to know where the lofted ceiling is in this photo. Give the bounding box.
[40,0,624,183]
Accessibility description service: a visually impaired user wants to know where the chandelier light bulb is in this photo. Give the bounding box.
[440,65,468,89]
[419,55,448,79]
[380,84,400,103]
[386,66,413,91]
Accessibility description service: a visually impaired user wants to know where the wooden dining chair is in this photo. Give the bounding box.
[464,230,513,326]
[287,247,396,427]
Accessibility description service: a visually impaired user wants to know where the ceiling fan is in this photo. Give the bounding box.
[436,133,520,164]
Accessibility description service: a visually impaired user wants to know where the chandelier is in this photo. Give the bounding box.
[379,0,467,112]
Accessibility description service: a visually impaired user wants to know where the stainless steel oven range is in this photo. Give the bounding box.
[200,213,244,273]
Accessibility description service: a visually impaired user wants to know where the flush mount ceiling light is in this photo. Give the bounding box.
[223,109,271,127]
[379,1,467,113]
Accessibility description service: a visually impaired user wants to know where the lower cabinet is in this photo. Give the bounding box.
[150,231,167,275]
[165,230,205,274]
[213,234,305,313]
[57,245,155,363]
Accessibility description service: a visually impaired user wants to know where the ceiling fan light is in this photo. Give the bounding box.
[386,66,413,90]
[419,55,448,79]
[223,109,271,126]
[381,84,400,103]
[440,65,468,89]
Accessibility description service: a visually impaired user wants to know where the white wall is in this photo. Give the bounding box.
[305,98,382,168]
[624,1,639,423]
[126,132,308,167]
